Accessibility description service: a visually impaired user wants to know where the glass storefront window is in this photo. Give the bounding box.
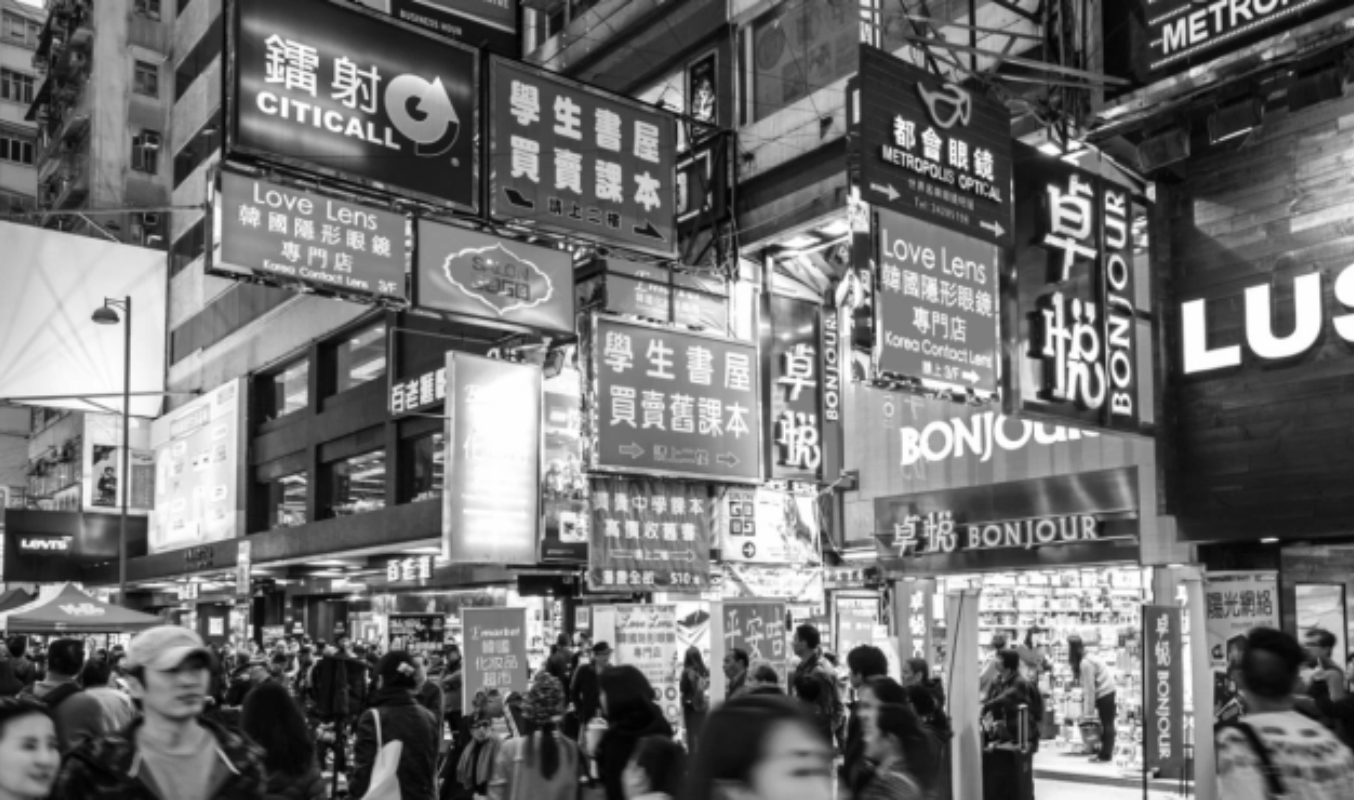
[263,471,308,529]
[402,431,444,503]
[259,359,309,421]
[327,449,386,518]
[333,322,387,394]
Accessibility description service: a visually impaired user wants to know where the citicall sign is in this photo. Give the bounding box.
[899,410,1097,466]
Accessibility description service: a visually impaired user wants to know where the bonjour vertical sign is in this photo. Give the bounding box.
[1144,604,1185,780]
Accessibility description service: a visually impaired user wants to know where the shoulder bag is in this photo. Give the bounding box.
[361,709,404,800]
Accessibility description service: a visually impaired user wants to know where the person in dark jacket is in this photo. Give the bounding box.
[791,624,845,748]
[53,625,267,800]
[843,645,889,785]
[597,665,674,800]
[678,646,709,754]
[312,639,370,726]
[351,650,440,800]
[414,654,445,723]
[545,633,574,689]
[242,681,326,800]
[4,635,37,693]
[571,640,612,731]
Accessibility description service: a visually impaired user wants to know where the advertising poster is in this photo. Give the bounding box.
[722,599,788,679]
[488,56,678,257]
[81,415,153,515]
[415,220,574,335]
[721,564,824,603]
[230,0,480,210]
[542,369,588,563]
[214,170,408,303]
[589,316,760,483]
[462,607,529,707]
[615,604,680,726]
[1143,605,1185,780]
[388,613,447,657]
[686,50,718,135]
[358,0,519,57]
[236,539,251,600]
[874,208,1001,395]
[720,487,821,565]
[1205,571,1279,719]
[150,380,245,554]
[588,477,714,593]
[443,354,541,564]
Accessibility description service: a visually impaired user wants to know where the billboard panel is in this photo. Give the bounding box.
[149,380,246,554]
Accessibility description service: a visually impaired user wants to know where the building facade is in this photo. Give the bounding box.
[0,0,43,216]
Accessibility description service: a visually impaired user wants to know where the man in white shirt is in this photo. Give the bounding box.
[1216,627,1354,800]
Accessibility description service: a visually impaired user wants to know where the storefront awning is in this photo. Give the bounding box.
[0,583,163,634]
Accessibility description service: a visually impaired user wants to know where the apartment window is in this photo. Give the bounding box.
[261,470,308,529]
[0,134,34,166]
[134,61,160,98]
[134,0,162,21]
[1,69,34,105]
[259,359,309,421]
[131,130,161,174]
[331,322,387,395]
[173,107,222,188]
[177,0,195,13]
[325,449,386,518]
[169,217,206,276]
[401,431,444,503]
[174,15,222,101]
[3,13,40,49]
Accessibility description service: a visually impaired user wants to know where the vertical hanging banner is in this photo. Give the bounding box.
[1143,605,1185,780]
[462,607,529,707]
[541,369,588,563]
[228,0,480,211]
[588,316,761,482]
[235,539,251,600]
[588,477,713,593]
[615,604,680,726]
[1006,142,1143,433]
[763,295,825,481]
[443,354,541,564]
[488,56,678,257]
[819,306,843,483]
[722,599,788,678]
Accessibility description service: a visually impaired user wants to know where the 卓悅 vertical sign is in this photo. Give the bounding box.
[588,477,713,593]
[214,169,408,303]
[589,316,760,482]
[615,604,680,726]
[764,295,825,481]
[722,599,787,678]
[442,353,541,564]
[228,0,479,211]
[1144,605,1185,780]
[874,208,1001,395]
[488,56,678,257]
[462,607,528,707]
[852,45,1013,249]
[1006,142,1143,433]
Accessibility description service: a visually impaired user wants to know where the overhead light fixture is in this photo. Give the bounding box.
[779,234,820,250]
[817,218,851,238]
[1288,63,1344,112]
[1208,97,1263,144]
[1261,537,1279,544]
[1136,125,1191,172]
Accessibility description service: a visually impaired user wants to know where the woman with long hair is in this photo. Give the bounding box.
[622,735,686,800]
[678,646,709,753]
[597,665,674,800]
[857,703,932,800]
[1068,634,1117,762]
[488,674,578,800]
[350,650,440,800]
[681,694,833,800]
[0,699,59,800]
[241,682,326,800]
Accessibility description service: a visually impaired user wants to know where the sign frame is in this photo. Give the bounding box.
[223,0,481,213]
[587,314,763,484]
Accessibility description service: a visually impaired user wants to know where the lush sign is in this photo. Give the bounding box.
[229,0,479,210]
[488,56,678,257]
[852,45,1013,248]
[215,170,407,303]
[589,317,760,482]
[588,477,713,593]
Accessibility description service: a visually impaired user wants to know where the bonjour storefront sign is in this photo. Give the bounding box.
[881,511,1113,557]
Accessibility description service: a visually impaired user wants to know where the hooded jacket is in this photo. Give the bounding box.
[52,716,267,800]
[350,687,440,800]
[597,702,673,800]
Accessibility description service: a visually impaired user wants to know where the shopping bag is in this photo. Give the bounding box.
[361,709,404,800]
[1079,717,1103,754]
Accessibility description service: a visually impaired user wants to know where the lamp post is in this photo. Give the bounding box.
[92,296,131,602]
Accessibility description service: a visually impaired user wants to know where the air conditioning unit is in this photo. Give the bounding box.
[142,132,162,151]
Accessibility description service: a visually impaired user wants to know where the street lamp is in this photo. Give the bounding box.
[92,296,131,602]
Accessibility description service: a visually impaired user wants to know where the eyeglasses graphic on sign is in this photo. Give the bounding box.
[917,82,971,130]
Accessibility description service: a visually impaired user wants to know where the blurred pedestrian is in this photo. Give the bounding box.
[351,650,439,800]
[488,674,577,800]
[456,713,499,800]
[572,641,612,735]
[723,648,750,700]
[1,637,36,696]
[79,660,135,734]
[905,684,951,798]
[900,657,945,711]
[678,646,709,753]
[241,681,325,800]
[857,703,931,800]
[682,694,833,800]
[746,664,783,696]
[21,639,102,754]
[597,665,673,800]
[545,633,574,689]
[843,645,889,783]
[0,698,60,800]
[791,624,844,748]
[622,735,685,800]
[414,654,445,722]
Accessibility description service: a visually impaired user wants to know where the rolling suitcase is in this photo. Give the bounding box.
[982,704,1034,800]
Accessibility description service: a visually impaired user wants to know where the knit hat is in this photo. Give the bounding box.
[525,673,565,727]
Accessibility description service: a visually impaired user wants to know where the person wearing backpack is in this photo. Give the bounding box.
[1,636,37,696]
[678,647,709,753]
[21,638,106,754]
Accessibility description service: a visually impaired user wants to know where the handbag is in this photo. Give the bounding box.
[361,709,405,800]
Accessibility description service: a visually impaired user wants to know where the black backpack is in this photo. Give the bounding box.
[0,658,23,697]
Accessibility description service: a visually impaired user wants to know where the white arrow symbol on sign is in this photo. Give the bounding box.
[962,370,980,384]
[980,219,1005,238]
[870,182,900,202]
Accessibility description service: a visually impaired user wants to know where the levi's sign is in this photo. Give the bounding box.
[230,0,479,210]
[18,536,71,553]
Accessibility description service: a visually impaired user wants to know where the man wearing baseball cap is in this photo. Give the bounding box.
[53,625,266,800]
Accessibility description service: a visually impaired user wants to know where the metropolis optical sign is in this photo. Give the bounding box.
[228,0,480,211]
[488,56,678,257]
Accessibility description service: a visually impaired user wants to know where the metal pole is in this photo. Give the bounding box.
[119,295,131,602]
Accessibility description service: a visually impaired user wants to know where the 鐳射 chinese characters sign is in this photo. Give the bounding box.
[589,317,760,482]
[852,45,1013,248]
[489,56,678,257]
[874,208,1001,395]
[588,477,713,593]
[215,170,407,303]
[229,0,479,210]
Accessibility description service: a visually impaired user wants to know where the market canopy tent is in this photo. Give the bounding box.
[0,588,34,613]
[0,583,162,633]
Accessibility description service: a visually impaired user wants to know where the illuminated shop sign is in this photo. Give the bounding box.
[881,512,1114,556]
[1143,0,1354,79]
[899,410,1098,466]
[17,536,71,553]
